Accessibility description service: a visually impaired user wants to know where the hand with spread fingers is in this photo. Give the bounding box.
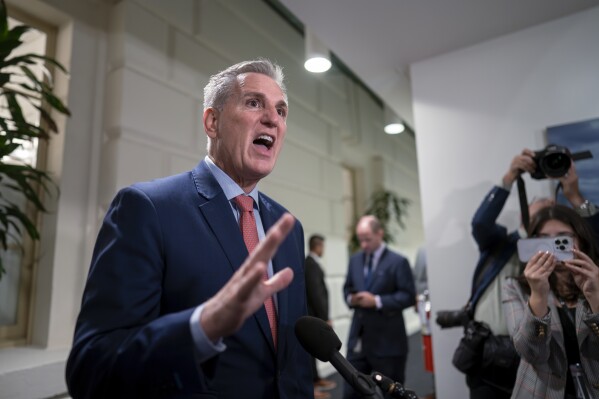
[564,248,599,313]
[201,213,296,341]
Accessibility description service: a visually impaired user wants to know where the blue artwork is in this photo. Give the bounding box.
[546,118,599,205]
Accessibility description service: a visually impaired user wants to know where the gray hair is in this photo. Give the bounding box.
[203,58,287,111]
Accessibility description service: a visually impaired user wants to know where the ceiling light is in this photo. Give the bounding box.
[304,27,331,73]
[383,105,405,135]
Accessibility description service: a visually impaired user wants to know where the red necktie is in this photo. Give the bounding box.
[234,195,277,348]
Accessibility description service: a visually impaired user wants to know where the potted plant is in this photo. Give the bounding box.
[349,188,411,253]
[0,0,70,278]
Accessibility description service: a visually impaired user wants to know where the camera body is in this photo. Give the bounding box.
[530,144,572,180]
[436,307,471,329]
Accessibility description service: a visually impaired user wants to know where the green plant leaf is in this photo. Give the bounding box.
[0,0,71,281]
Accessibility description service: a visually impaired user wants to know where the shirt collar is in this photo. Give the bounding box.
[367,243,386,264]
[205,156,260,209]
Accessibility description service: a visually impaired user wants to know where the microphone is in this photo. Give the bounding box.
[371,372,419,399]
[294,316,382,399]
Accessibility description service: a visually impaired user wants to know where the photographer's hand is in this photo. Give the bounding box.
[564,248,599,313]
[525,251,556,317]
[502,149,536,187]
[558,163,585,208]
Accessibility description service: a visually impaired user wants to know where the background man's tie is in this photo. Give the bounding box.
[234,195,277,348]
[364,254,373,286]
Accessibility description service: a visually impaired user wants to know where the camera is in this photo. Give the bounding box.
[530,144,593,180]
[436,307,471,329]
[530,144,571,180]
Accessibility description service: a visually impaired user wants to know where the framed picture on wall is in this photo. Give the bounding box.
[546,117,599,205]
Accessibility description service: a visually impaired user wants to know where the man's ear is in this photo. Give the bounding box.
[203,108,218,139]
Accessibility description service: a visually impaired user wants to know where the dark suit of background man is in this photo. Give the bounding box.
[342,215,416,399]
[66,59,313,399]
[304,234,337,399]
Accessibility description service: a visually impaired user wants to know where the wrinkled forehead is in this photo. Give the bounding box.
[237,72,287,104]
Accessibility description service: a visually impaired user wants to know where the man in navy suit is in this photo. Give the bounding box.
[66,59,313,399]
[342,215,416,399]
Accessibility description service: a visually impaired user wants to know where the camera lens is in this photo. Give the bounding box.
[541,153,571,178]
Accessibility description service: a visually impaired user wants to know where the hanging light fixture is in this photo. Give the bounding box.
[383,105,405,135]
[304,27,331,73]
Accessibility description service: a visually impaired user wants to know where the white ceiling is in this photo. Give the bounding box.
[278,0,597,128]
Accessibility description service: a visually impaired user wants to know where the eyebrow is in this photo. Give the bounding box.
[243,91,288,109]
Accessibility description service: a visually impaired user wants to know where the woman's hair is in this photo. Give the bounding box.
[517,204,599,297]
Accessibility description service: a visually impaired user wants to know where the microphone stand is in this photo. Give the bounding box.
[329,351,383,399]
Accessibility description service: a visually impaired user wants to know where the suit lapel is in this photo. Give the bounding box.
[192,161,275,353]
[192,161,247,274]
[366,248,387,291]
[259,194,284,354]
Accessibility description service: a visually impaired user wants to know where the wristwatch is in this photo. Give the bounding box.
[578,199,597,217]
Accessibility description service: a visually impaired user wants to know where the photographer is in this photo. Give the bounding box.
[455,148,599,399]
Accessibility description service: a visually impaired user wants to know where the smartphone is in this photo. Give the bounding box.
[517,235,574,262]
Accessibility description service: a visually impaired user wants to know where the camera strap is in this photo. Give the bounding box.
[516,174,530,232]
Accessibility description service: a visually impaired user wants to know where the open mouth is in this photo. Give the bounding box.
[253,134,274,150]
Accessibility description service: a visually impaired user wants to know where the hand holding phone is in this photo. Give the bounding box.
[517,235,574,262]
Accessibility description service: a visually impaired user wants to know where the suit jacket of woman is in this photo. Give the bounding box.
[66,160,312,399]
[503,278,599,399]
[343,248,416,358]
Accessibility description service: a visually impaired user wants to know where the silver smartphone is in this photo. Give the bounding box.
[517,235,574,262]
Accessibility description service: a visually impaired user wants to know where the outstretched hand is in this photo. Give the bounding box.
[200,213,295,342]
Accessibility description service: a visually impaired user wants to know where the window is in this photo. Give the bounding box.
[0,11,55,347]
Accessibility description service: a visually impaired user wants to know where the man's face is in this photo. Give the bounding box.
[314,242,324,257]
[356,223,383,254]
[205,72,288,191]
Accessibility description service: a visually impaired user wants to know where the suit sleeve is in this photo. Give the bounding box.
[304,258,329,320]
[502,278,552,365]
[379,256,416,311]
[471,186,511,252]
[66,187,202,398]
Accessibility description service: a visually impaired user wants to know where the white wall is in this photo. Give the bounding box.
[411,6,599,398]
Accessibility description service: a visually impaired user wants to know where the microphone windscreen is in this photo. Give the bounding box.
[294,316,342,362]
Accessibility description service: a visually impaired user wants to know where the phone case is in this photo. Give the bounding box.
[517,235,574,262]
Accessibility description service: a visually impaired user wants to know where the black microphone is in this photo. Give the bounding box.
[294,316,382,399]
[371,372,419,399]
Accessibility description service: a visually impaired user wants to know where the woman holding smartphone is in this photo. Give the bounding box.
[502,204,599,399]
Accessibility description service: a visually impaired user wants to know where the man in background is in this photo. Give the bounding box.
[342,215,416,399]
[304,234,336,399]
